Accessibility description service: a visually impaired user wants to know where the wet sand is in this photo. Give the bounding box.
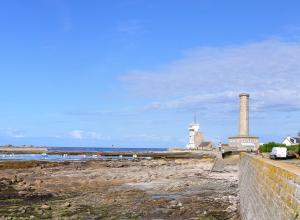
[0,157,240,220]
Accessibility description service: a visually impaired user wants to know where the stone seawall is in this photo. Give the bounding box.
[239,153,300,220]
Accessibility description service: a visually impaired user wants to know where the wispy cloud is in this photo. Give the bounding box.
[62,13,72,32]
[122,133,173,142]
[122,39,300,113]
[142,92,237,112]
[44,0,72,32]
[65,109,136,118]
[117,20,144,35]
[69,130,110,140]
[0,128,25,138]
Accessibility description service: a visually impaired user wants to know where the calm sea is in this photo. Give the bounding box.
[48,147,167,152]
[0,147,167,161]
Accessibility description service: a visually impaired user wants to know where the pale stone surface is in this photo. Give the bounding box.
[239,93,249,136]
[194,131,204,148]
[0,158,239,219]
[228,136,259,151]
[239,153,300,220]
[227,93,259,151]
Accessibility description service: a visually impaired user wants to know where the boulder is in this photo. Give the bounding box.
[40,204,51,210]
[18,191,27,196]
[61,202,71,208]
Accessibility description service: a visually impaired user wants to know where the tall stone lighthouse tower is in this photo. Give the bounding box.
[239,93,249,136]
[228,93,259,151]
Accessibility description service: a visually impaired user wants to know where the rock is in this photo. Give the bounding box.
[11,176,17,184]
[169,200,177,205]
[18,191,27,196]
[35,180,43,185]
[62,202,71,208]
[179,208,187,216]
[17,181,26,186]
[29,216,35,220]
[37,210,43,215]
[18,206,29,214]
[69,214,79,220]
[157,160,168,165]
[1,180,10,185]
[226,206,237,212]
[230,182,237,187]
[16,176,23,183]
[160,208,172,215]
[40,204,51,210]
[151,208,172,216]
[168,200,183,209]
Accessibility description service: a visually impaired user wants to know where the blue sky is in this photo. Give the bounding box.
[1,0,300,147]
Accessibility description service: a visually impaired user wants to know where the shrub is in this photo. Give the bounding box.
[259,142,285,153]
[259,142,300,155]
[287,144,300,154]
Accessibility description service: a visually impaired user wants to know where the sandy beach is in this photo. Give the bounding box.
[0,156,239,220]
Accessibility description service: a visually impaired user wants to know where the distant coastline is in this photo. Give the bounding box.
[0,145,47,152]
[0,145,168,155]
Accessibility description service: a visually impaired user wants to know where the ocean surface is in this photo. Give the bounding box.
[0,147,167,162]
[0,154,138,161]
[48,147,167,152]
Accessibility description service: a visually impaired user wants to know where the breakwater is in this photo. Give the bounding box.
[239,153,300,220]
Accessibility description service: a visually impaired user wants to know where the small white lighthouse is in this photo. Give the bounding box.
[186,116,203,149]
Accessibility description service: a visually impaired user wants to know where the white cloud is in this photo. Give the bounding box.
[143,92,237,112]
[122,39,300,113]
[0,128,25,138]
[69,130,109,140]
[118,20,143,35]
[122,133,173,142]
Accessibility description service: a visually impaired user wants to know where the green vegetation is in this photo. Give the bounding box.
[259,142,300,154]
[287,144,300,154]
[259,142,285,153]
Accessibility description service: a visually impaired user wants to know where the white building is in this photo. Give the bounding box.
[282,135,300,146]
[186,117,206,150]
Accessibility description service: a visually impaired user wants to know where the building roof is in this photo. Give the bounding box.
[283,136,300,144]
[239,93,250,97]
[198,142,213,148]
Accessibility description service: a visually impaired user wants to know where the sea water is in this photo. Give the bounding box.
[0,154,134,161]
[48,147,167,152]
[0,147,167,162]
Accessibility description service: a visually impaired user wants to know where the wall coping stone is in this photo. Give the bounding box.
[240,152,300,180]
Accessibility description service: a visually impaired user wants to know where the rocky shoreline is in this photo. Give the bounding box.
[0,156,240,220]
[0,147,220,160]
